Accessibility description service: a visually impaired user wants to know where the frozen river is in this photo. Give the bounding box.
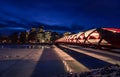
[0,45,119,77]
[0,45,67,77]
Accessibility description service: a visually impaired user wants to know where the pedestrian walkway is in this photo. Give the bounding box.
[53,45,90,73]
[60,45,120,66]
[31,46,66,77]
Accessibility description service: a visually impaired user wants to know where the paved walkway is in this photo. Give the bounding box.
[60,45,120,66]
[31,46,66,77]
[53,45,90,73]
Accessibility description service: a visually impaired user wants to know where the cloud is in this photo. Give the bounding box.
[0,0,120,34]
[28,22,85,32]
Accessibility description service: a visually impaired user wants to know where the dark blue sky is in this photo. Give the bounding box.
[0,0,120,35]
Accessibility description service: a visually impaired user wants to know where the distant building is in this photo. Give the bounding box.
[36,26,45,43]
[51,32,60,43]
[19,32,26,44]
[25,32,29,43]
[63,32,72,36]
[10,32,19,44]
[28,28,37,43]
[45,31,51,43]
[36,32,45,43]
[26,26,60,44]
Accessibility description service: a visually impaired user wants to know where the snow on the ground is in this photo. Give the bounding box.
[58,64,120,77]
[53,45,90,73]
[60,45,120,66]
[0,46,44,77]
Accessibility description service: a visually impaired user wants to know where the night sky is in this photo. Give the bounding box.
[0,0,120,36]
